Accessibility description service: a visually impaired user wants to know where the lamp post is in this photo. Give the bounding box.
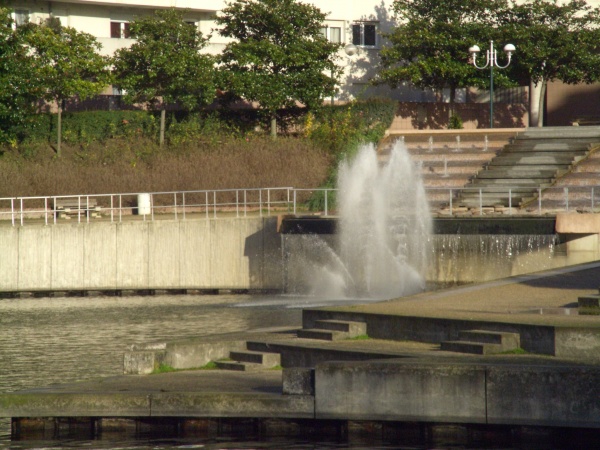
[469,41,515,128]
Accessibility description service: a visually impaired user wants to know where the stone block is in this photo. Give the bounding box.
[282,368,315,395]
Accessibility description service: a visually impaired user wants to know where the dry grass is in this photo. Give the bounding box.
[0,136,333,199]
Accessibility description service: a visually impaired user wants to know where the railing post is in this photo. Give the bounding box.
[182,192,186,220]
[293,190,297,215]
[173,193,178,220]
[213,191,217,219]
[324,189,328,216]
[538,188,542,215]
[110,195,114,223]
[267,189,271,216]
[508,189,512,215]
[205,191,209,220]
[479,189,483,216]
[119,195,122,223]
[44,197,48,226]
[259,189,263,218]
[11,198,15,227]
[20,198,24,226]
[449,189,453,216]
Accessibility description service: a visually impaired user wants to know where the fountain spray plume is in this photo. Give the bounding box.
[335,141,432,299]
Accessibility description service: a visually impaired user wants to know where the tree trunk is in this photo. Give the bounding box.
[270,115,277,138]
[529,79,543,127]
[57,100,62,157]
[160,108,166,147]
[536,79,547,128]
[449,86,456,121]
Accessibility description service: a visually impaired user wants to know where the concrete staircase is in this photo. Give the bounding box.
[440,329,521,355]
[215,347,281,371]
[459,127,600,208]
[378,131,515,210]
[296,319,367,341]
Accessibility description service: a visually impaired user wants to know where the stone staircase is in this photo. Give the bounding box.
[440,329,521,355]
[459,127,600,209]
[296,319,367,341]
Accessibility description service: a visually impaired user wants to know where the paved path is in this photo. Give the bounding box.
[329,261,600,328]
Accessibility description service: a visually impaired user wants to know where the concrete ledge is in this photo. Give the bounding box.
[0,392,150,418]
[314,359,600,428]
[556,213,600,234]
[150,393,314,418]
[315,361,487,423]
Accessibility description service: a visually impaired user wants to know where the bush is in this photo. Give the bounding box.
[304,98,396,211]
[448,114,464,129]
[18,110,158,145]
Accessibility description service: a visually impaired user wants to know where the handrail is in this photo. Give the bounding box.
[1,185,600,225]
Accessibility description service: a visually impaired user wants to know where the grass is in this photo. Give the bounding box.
[347,334,370,341]
[0,136,333,198]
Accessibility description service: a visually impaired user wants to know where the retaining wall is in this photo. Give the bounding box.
[0,218,282,292]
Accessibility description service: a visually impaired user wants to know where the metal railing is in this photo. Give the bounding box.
[1,185,599,226]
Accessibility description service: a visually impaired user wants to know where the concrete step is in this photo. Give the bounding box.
[441,328,520,355]
[214,360,264,371]
[296,329,346,341]
[313,319,367,335]
[229,350,281,367]
[440,340,503,355]
[458,330,520,351]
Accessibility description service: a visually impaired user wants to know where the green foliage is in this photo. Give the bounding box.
[380,0,513,105]
[216,0,340,135]
[152,363,177,374]
[23,20,111,104]
[448,114,464,129]
[0,8,45,144]
[112,8,216,112]
[305,99,396,211]
[166,112,244,146]
[503,0,600,86]
[19,111,157,145]
[306,99,396,154]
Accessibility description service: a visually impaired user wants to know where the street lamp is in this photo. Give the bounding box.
[469,41,515,128]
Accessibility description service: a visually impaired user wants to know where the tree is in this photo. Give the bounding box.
[215,0,340,137]
[0,8,43,144]
[24,18,111,156]
[502,0,600,127]
[378,0,511,123]
[112,8,216,146]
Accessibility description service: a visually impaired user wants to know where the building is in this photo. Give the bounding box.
[6,0,600,128]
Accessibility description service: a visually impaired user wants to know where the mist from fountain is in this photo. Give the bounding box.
[303,141,432,300]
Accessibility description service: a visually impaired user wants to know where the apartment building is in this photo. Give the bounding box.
[6,0,600,127]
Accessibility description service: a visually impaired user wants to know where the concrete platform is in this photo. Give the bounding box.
[4,261,600,438]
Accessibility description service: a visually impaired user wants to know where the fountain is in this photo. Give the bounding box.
[289,141,432,300]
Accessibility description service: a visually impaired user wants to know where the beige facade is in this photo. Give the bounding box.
[6,0,600,128]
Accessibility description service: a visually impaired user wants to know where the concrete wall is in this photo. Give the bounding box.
[315,360,600,427]
[0,217,282,291]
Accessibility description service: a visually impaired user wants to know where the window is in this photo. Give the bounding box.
[320,26,341,43]
[13,9,29,27]
[352,23,377,47]
[110,21,130,38]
